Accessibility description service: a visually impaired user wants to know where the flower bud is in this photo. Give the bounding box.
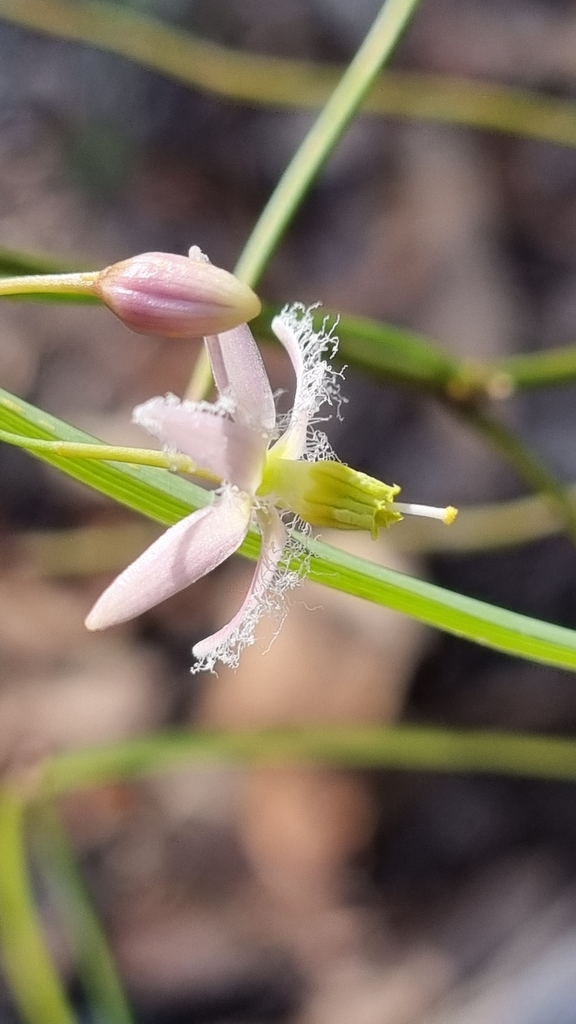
[94,247,261,338]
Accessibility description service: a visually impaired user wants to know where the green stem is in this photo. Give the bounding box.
[34,727,576,798]
[0,789,75,1024]
[0,272,98,297]
[0,430,219,481]
[234,0,421,287]
[493,345,576,392]
[33,804,133,1024]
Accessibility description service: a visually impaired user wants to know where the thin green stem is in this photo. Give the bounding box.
[33,727,576,798]
[0,789,75,1024]
[0,430,220,482]
[33,804,133,1024]
[234,0,421,288]
[0,272,98,297]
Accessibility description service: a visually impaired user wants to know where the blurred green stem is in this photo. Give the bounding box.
[493,346,576,392]
[0,788,75,1024]
[36,727,576,796]
[33,803,133,1024]
[4,1,576,151]
[233,0,421,288]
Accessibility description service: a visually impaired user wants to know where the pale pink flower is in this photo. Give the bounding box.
[85,305,344,672]
[85,304,455,671]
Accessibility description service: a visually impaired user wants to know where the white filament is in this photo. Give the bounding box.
[395,502,456,525]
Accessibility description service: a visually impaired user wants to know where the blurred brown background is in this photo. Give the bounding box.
[2,1,576,1021]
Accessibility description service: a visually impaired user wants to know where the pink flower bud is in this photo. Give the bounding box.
[94,247,261,338]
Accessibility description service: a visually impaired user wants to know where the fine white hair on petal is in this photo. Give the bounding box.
[271,304,345,461]
[191,505,304,673]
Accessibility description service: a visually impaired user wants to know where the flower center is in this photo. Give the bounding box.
[258,455,402,537]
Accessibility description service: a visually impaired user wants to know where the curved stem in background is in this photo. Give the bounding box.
[3,0,576,150]
[35,726,576,798]
[9,3,576,401]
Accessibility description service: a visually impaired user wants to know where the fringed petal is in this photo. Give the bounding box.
[271,306,342,461]
[134,395,268,493]
[270,314,307,459]
[205,323,276,432]
[85,489,252,630]
[192,506,287,672]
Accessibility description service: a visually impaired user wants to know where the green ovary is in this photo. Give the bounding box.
[258,456,402,536]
